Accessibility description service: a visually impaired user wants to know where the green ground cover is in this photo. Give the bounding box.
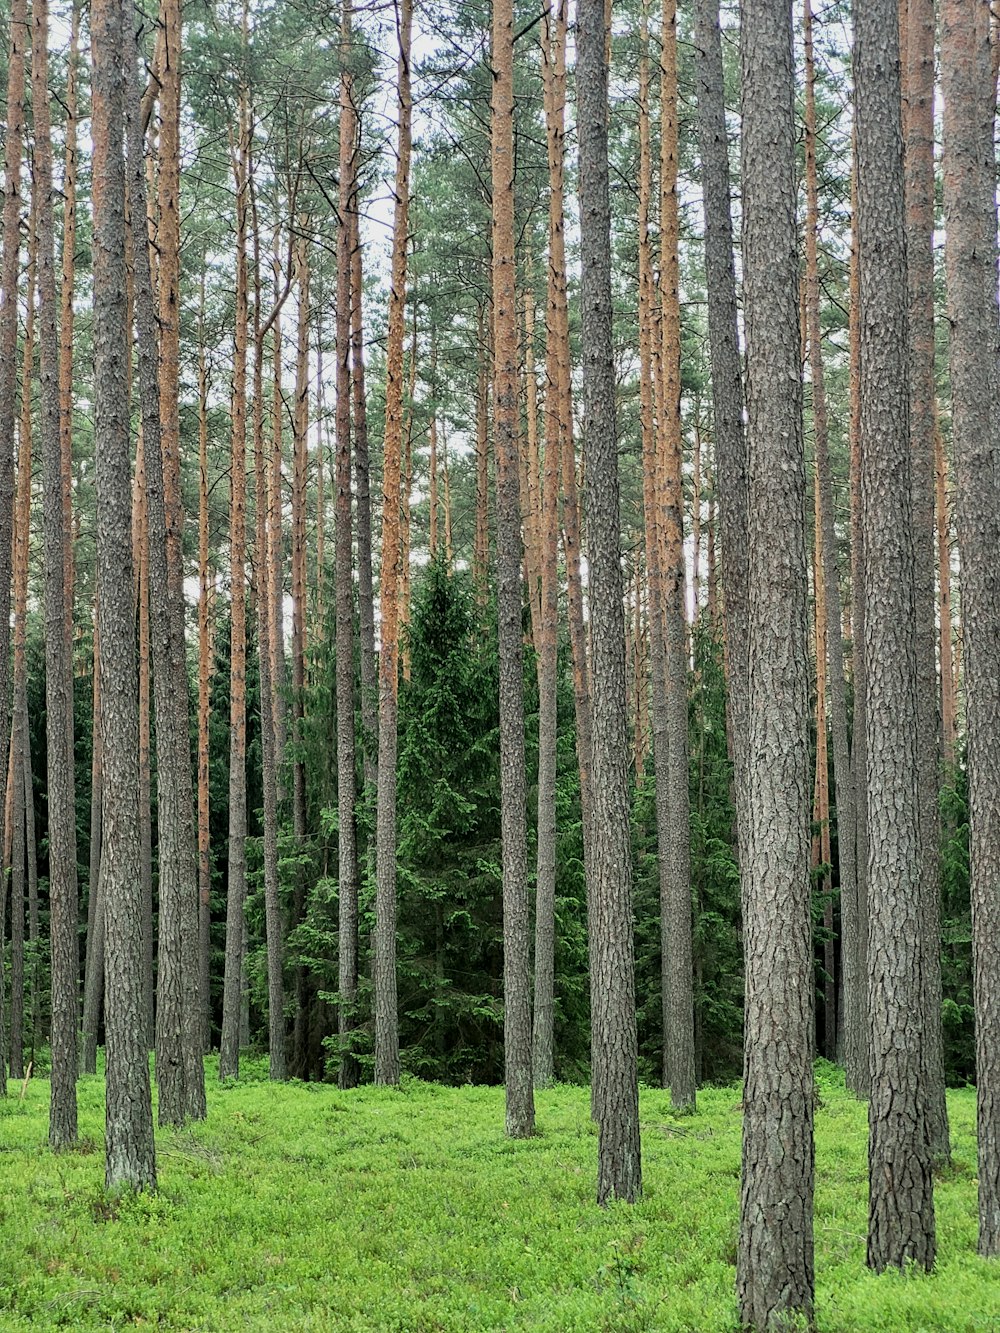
[0,1062,995,1331]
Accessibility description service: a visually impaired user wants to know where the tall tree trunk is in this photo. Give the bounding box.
[9,223,35,1084]
[59,0,79,753]
[846,135,871,1097]
[694,0,749,883]
[935,423,957,769]
[197,274,212,1051]
[856,0,935,1272]
[578,0,641,1203]
[134,434,154,1053]
[270,230,289,780]
[219,85,256,1081]
[941,0,1000,1258]
[38,0,79,1149]
[248,168,287,1093]
[0,0,25,1103]
[902,0,950,1164]
[532,0,567,1090]
[803,0,858,1093]
[736,0,814,1324]
[337,0,360,1090]
[374,0,413,1086]
[491,0,535,1140]
[812,443,834,1059]
[350,197,377,790]
[81,619,104,1074]
[473,304,490,594]
[658,0,696,1114]
[93,0,156,1191]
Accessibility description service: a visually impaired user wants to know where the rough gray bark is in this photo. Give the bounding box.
[856,0,935,1273]
[693,0,748,870]
[374,0,412,1087]
[736,0,815,1324]
[491,0,535,1140]
[0,0,26,1106]
[336,0,360,1091]
[92,0,156,1192]
[903,0,950,1167]
[124,9,205,1125]
[577,0,641,1205]
[37,0,79,1149]
[81,639,104,1075]
[941,0,1000,1258]
[351,199,377,794]
[803,0,859,1100]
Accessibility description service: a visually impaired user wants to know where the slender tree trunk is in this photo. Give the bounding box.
[473,305,490,595]
[197,275,212,1051]
[93,0,156,1191]
[59,0,79,753]
[577,0,640,1203]
[532,0,567,1089]
[81,621,104,1075]
[856,0,935,1272]
[336,0,360,1089]
[374,0,413,1087]
[803,0,858,1092]
[736,0,815,1323]
[0,0,24,1103]
[491,0,535,1140]
[350,197,377,789]
[658,0,695,1113]
[902,0,950,1165]
[134,434,154,1053]
[941,0,1000,1257]
[935,423,957,769]
[219,86,255,1081]
[846,136,871,1098]
[38,0,79,1149]
[812,445,834,1059]
[10,208,35,1084]
[694,0,749,882]
[270,230,289,780]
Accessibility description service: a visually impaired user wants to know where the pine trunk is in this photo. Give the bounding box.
[736,0,815,1323]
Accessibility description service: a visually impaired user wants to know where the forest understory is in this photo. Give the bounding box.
[0,1065,993,1332]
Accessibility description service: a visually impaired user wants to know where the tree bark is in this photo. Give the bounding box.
[350,196,377,790]
[941,0,1000,1257]
[736,0,815,1323]
[38,0,80,1150]
[374,0,413,1087]
[856,0,935,1272]
[935,424,957,770]
[902,0,950,1166]
[491,0,535,1141]
[197,274,212,1051]
[93,0,156,1191]
[336,0,360,1089]
[578,0,640,1204]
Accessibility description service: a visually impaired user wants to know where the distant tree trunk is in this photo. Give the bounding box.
[59,0,79,740]
[941,0,1000,1258]
[336,0,360,1089]
[532,0,568,1090]
[9,228,35,1084]
[473,304,490,594]
[37,0,79,1150]
[491,0,535,1141]
[856,0,935,1273]
[693,0,748,870]
[219,86,255,1082]
[93,0,156,1192]
[935,423,957,769]
[736,0,814,1325]
[270,230,289,780]
[901,0,950,1166]
[350,196,377,789]
[197,274,212,1051]
[811,447,834,1058]
[0,0,23,1103]
[374,0,413,1087]
[577,0,641,1204]
[81,620,104,1075]
[133,435,154,1052]
[846,137,871,1098]
[804,0,857,1089]
[290,225,310,1075]
[248,168,286,1093]
[658,0,695,1114]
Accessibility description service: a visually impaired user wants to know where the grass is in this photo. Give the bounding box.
[0,1061,997,1331]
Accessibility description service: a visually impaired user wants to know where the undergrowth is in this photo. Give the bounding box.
[0,1062,994,1331]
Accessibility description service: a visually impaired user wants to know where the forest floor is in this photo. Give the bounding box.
[0,1061,995,1331]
